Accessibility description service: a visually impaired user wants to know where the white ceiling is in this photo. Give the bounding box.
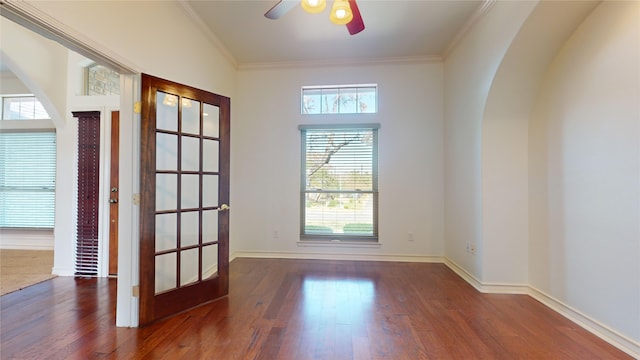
[183,0,486,67]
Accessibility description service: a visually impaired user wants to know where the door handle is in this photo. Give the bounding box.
[217,204,229,212]
[109,198,118,204]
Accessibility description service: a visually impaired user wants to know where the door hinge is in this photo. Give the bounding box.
[133,193,140,205]
[133,102,141,114]
[132,285,140,297]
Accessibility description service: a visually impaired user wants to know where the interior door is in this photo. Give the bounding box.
[108,111,119,276]
[139,74,230,326]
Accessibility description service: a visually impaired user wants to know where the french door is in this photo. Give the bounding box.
[139,74,230,326]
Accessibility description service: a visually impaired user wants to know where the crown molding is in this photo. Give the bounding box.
[442,0,497,60]
[177,0,238,70]
[238,54,442,71]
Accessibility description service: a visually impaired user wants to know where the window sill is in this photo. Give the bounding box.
[297,240,381,248]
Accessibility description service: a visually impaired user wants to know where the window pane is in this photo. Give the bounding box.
[304,192,374,235]
[357,87,377,113]
[302,88,321,114]
[301,126,378,240]
[2,96,51,120]
[0,131,56,228]
[321,88,339,114]
[300,85,377,115]
[338,88,357,114]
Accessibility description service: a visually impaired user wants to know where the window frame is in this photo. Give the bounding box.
[301,84,378,115]
[299,123,379,242]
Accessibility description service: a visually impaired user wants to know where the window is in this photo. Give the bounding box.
[300,124,379,241]
[1,95,50,120]
[302,85,377,114]
[84,63,120,96]
[0,131,56,228]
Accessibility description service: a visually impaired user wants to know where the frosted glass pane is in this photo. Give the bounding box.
[182,98,201,135]
[180,248,199,286]
[157,91,178,131]
[180,211,199,248]
[181,174,199,209]
[156,133,177,171]
[156,174,177,211]
[202,175,218,208]
[181,136,200,172]
[155,213,177,252]
[203,104,219,138]
[202,244,218,280]
[202,210,218,243]
[155,253,176,294]
[203,139,219,172]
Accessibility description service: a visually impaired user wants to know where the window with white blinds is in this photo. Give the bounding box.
[300,124,379,241]
[0,131,56,228]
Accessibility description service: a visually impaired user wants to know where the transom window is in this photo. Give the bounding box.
[300,124,379,241]
[301,85,377,114]
[1,95,50,120]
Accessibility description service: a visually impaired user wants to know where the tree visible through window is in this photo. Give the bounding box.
[300,124,379,241]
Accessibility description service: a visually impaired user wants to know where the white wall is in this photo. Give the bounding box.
[529,0,640,344]
[481,1,598,286]
[0,17,67,126]
[233,62,444,260]
[443,1,537,280]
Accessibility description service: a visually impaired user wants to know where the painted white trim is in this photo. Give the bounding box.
[1,1,139,74]
[442,0,497,60]
[233,250,442,263]
[115,74,140,328]
[238,55,442,71]
[177,0,238,70]
[528,286,640,359]
[444,257,529,294]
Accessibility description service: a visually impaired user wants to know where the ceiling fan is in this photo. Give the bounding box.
[265,0,365,35]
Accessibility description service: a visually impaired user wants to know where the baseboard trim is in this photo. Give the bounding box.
[229,252,639,358]
[443,258,529,294]
[443,257,639,358]
[232,250,442,263]
[527,286,640,359]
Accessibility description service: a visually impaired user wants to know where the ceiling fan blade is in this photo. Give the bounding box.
[346,0,365,35]
[265,0,298,20]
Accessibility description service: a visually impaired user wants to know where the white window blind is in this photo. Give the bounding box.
[300,124,379,241]
[0,131,56,228]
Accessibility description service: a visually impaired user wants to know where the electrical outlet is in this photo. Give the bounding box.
[408,232,414,242]
[470,243,476,255]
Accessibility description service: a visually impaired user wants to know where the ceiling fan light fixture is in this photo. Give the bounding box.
[301,0,326,14]
[329,0,353,25]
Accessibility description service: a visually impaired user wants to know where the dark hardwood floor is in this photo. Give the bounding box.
[0,258,632,359]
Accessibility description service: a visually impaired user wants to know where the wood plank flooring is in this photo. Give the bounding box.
[0,258,632,359]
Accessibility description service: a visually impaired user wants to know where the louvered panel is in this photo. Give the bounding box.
[73,111,101,276]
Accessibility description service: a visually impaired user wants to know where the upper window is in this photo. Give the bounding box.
[84,63,120,96]
[300,124,379,241]
[1,95,50,120]
[301,85,377,115]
